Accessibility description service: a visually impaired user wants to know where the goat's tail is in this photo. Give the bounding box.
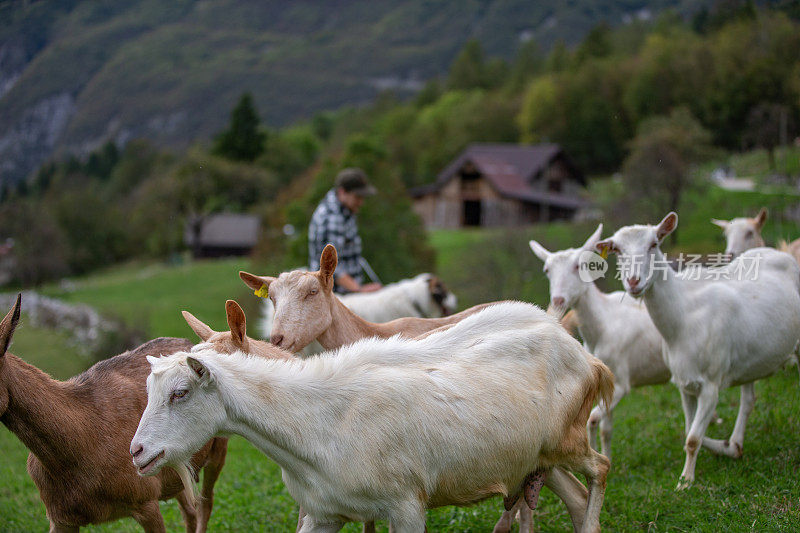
[593,358,615,411]
[578,357,615,422]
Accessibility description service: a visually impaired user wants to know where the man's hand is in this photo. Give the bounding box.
[360,282,383,293]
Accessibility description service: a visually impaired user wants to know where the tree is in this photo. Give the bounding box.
[744,102,794,170]
[508,39,544,89]
[621,108,713,240]
[213,92,266,161]
[446,40,508,90]
[575,23,613,64]
[0,200,69,285]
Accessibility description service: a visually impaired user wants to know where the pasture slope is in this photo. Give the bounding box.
[1,224,800,530]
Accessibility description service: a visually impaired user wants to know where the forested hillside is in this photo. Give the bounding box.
[0,0,714,182]
[1,1,799,289]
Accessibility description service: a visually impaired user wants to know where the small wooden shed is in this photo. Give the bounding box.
[409,143,587,228]
[184,213,260,258]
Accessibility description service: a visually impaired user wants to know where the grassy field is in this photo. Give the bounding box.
[2,210,800,531]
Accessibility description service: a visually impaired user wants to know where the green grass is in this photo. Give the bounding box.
[2,225,800,530]
[39,257,257,339]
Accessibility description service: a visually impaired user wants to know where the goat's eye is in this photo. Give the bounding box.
[573,263,579,271]
[746,231,754,238]
[543,267,549,274]
[171,389,188,402]
[649,242,657,250]
[306,289,318,298]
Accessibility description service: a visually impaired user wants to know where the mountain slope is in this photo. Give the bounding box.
[0,0,709,182]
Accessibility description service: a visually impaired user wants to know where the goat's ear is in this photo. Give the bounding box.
[318,244,338,290]
[181,310,215,341]
[0,293,21,359]
[596,239,612,255]
[146,355,159,367]
[710,218,729,229]
[656,212,678,241]
[225,300,249,352]
[754,207,768,229]
[581,224,604,252]
[186,356,211,382]
[239,271,276,293]
[528,240,551,262]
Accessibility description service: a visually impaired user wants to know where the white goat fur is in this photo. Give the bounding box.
[133,302,612,532]
[599,213,800,488]
[530,224,669,457]
[258,273,457,341]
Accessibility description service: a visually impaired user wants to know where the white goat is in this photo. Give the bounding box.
[132,302,612,533]
[598,212,800,488]
[711,207,767,258]
[258,273,457,344]
[530,224,669,457]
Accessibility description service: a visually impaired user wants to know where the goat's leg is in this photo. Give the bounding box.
[175,490,199,533]
[544,467,588,532]
[492,498,526,533]
[296,507,307,533]
[388,500,427,533]
[679,388,698,437]
[518,497,533,533]
[362,521,376,533]
[574,449,610,533]
[297,515,345,533]
[677,384,719,490]
[196,437,228,533]
[48,524,78,533]
[795,351,800,384]
[703,383,755,458]
[131,500,167,533]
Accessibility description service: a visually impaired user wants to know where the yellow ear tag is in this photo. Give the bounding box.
[599,245,609,260]
[254,286,269,298]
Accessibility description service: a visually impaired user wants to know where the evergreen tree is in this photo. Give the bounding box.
[447,40,488,90]
[213,92,266,161]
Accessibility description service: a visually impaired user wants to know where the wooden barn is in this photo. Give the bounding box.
[184,213,260,258]
[409,143,587,228]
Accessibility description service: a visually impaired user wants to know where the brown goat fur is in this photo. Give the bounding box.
[0,295,227,532]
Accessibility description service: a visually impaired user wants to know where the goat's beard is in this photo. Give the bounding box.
[173,461,200,508]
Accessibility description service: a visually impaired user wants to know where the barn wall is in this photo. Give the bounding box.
[532,156,583,195]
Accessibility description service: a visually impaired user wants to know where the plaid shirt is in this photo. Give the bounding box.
[309,189,363,292]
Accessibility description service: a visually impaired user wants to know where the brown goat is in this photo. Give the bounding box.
[0,295,228,533]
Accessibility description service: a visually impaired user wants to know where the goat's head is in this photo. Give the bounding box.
[183,300,251,355]
[131,351,224,482]
[597,212,678,296]
[240,244,337,352]
[530,224,603,317]
[711,207,766,259]
[183,301,292,361]
[427,274,457,316]
[0,294,21,415]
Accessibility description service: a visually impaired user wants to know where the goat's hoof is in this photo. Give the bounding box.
[675,478,693,491]
[733,442,743,458]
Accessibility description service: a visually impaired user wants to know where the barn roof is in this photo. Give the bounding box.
[184,213,260,248]
[409,143,587,209]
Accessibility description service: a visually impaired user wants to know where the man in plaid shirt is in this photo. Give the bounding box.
[309,168,383,294]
